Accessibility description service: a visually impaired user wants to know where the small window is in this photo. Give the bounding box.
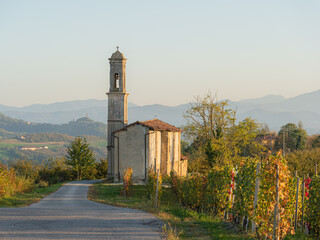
[114,73,119,89]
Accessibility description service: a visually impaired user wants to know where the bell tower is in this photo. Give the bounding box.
[107,47,128,177]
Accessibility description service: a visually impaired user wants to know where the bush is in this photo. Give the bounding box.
[37,180,49,188]
[15,176,35,193]
[147,168,162,207]
[39,157,73,185]
[95,158,108,179]
[0,164,34,197]
[9,158,41,182]
[122,168,133,197]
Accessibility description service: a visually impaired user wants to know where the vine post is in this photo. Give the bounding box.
[154,169,160,209]
[301,174,305,232]
[294,176,300,231]
[252,162,261,233]
[273,164,280,240]
[226,168,235,220]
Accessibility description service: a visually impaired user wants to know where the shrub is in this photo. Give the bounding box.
[0,165,18,197]
[95,158,108,179]
[39,157,73,185]
[147,168,162,207]
[10,158,41,182]
[37,180,49,188]
[0,164,34,197]
[123,168,133,197]
[15,176,34,193]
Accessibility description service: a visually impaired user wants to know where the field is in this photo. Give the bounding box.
[0,138,107,164]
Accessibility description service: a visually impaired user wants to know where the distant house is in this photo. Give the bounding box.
[112,119,187,180]
[20,146,48,151]
[257,132,277,150]
[21,147,38,151]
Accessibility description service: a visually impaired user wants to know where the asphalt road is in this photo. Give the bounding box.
[0,180,164,240]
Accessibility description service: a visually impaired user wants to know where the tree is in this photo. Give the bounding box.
[311,135,320,149]
[275,123,308,153]
[65,137,96,180]
[183,93,264,169]
[95,158,108,179]
[184,93,235,144]
[183,93,235,167]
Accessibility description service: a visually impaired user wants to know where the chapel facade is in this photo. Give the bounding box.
[107,48,187,181]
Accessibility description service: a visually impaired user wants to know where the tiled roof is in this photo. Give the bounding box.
[181,155,188,161]
[140,119,182,132]
[112,119,182,134]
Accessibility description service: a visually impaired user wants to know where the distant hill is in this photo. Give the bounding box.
[237,95,286,104]
[1,89,320,134]
[0,113,106,137]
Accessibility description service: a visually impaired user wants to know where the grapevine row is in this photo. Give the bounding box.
[170,153,320,239]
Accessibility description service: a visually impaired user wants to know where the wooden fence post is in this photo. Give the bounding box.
[294,176,300,231]
[252,162,261,233]
[154,169,160,208]
[273,164,280,240]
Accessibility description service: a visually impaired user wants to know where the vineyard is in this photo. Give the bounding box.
[170,153,320,240]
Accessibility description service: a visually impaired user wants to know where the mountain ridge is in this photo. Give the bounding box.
[1,89,320,134]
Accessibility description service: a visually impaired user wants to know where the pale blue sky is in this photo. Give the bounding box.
[0,0,319,107]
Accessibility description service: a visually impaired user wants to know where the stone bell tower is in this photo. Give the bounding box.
[107,47,128,177]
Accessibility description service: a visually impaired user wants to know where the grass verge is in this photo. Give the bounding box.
[0,183,63,207]
[88,183,254,239]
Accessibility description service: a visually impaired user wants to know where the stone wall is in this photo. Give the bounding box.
[114,124,147,180]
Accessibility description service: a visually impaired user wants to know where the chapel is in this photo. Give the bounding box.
[106,48,187,181]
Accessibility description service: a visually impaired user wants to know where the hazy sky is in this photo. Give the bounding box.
[1,0,319,107]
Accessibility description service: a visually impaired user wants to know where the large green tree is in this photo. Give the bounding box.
[275,122,308,153]
[183,93,264,169]
[65,137,96,180]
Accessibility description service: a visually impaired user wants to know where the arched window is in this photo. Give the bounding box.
[114,73,119,89]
